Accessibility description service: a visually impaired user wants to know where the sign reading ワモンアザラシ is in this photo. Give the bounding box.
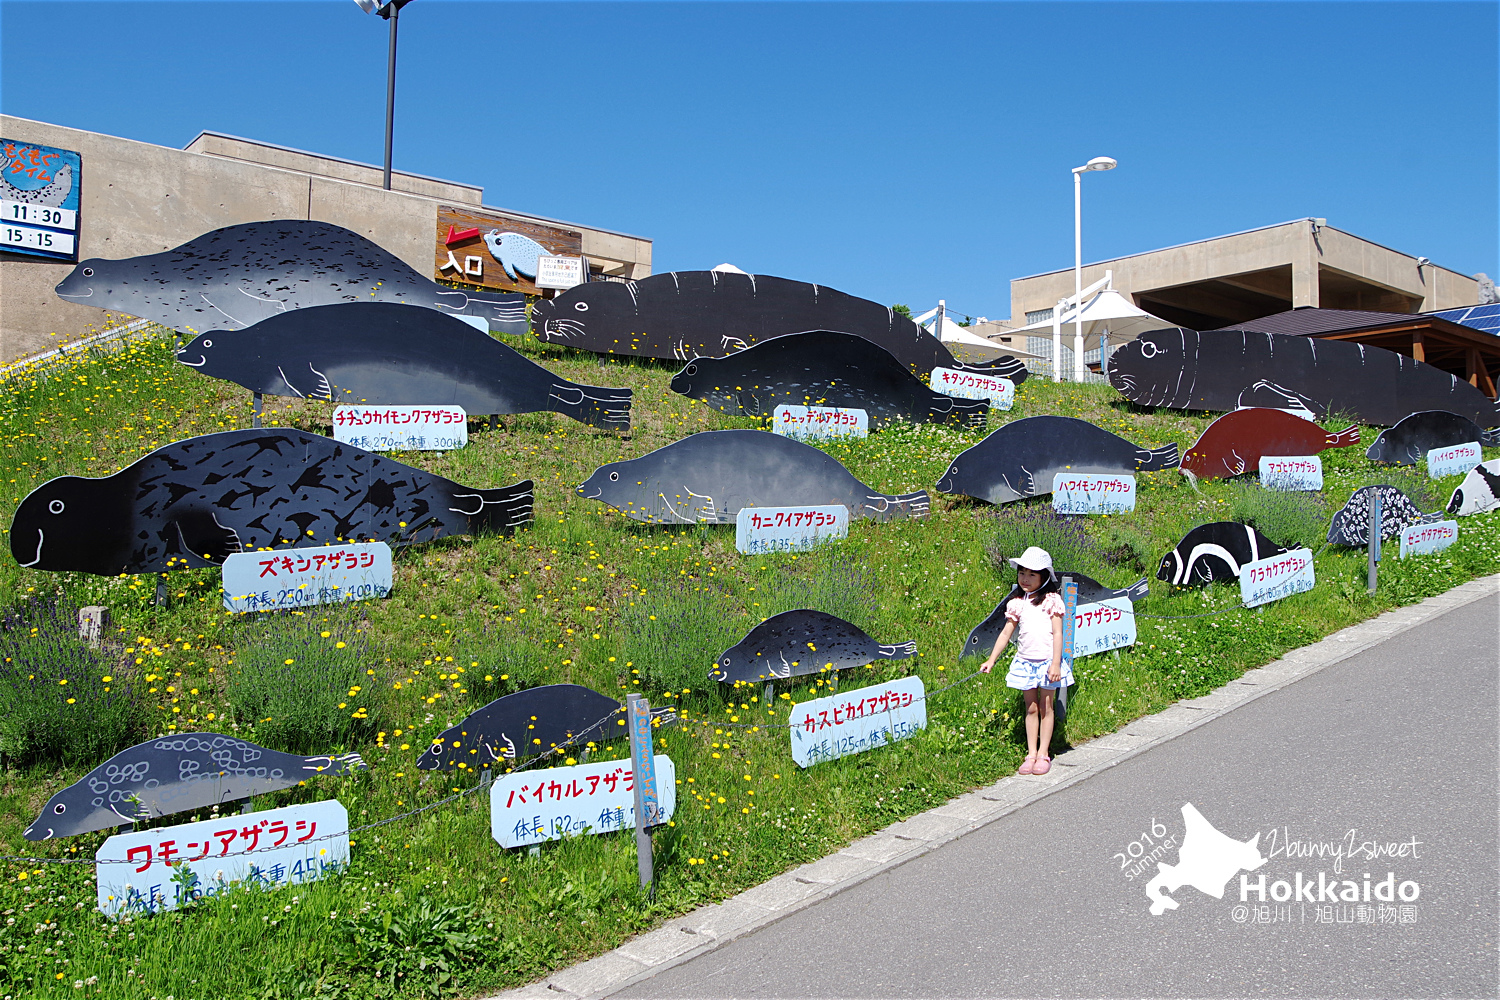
[930,367,1015,410]
[489,755,676,849]
[772,404,868,442]
[1052,473,1136,514]
[96,800,348,917]
[735,505,849,555]
[1399,520,1458,558]
[1073,598,1137,657]
[790,676,926,768]
[1427,442,1482,479]
[332,405,468,451]
[1239,547,1315,608]
[221,542,393,612]
[1258,455,1323,491]
[2,138,81,262]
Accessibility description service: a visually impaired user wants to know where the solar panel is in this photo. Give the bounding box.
[1427,303,1500,335]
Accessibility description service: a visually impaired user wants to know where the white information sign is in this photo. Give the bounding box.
[1399,520,1458,558]
[1258,454,1324,491]
[536,255,586,290]
[1072,598,1137,657]
[490,755,676,848]
[735,504,849,555]
[1,221,75,256]
[790,676,926,768]
[222,541,393,612]
[1239,547,1315,608]
[1427,441,1482,479]
[930,367,1015,409]
[1051,472,1136,514]
[96,799,348,917]
[2,200,77,231]
[332,404,467,451]
[771,404,868,441]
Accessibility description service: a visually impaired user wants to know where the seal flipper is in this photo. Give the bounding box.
[857,489,930,521]
[449,479,534,535]
[546,382,634,430]
[1482,427,1500,447]
[874,641,917,660]
[1135,443,1180,471]
[1118,577,1150,603]
[957,355,1029,385]
[172,510,243,564]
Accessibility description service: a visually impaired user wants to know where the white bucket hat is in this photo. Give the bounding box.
[1008,546,1055,575]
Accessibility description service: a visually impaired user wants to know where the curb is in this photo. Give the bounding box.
[487,573,1500,1000]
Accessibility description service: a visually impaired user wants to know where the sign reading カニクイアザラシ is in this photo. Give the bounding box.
[790,676,926,768]
[735,505,849,555]
[221,542,393,612]
[930,367,1015,410]
[1427,441,1482,479]
[1239,547,1315,608]
[2,138,81,262]
[95,800,348,917]
[332,405,468,451]
[489,755,676,849]
[1072,598,1137,657]
[1052,473,1136,514]
[1258,455,1323,491]
[772,404,868,441]
[1399,520,1458,558]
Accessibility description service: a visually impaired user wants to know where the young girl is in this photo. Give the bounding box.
[979,546,1072,775]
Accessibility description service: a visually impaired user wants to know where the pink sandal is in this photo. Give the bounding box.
[1018,754,1037,775]
[1032,756,1052,775]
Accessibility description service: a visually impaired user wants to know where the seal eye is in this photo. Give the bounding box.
[685,364,698,376]
[609,471,619,481]
[574,302,589,312]
[53,803,66,814]
[82,267,94,277]
[1140,341,1161,358]
[721,658,730,666]
[202,339,212,348]
[48,500,65,515]
[428,745,441,755]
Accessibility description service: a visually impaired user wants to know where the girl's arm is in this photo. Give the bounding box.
[1048,613,1064,683]
[980,621,1016,674]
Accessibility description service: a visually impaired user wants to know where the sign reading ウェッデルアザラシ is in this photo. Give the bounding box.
[1427,442,1482,479]
[790,676,926,768]
[489,756,676,849]
[735,505,849,554]
[1238,548,1315,608]
[2,138,81,261]
[221,542,392,612]
[1052,473,1136,514]
[1258,455,1323,491]
[1399,520,1458,558]
[772,404,868,441]
[930,367,1014,409]
[96,800,348,917]
[332,405,468,451]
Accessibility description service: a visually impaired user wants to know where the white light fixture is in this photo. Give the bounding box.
[1067,157,1118,382]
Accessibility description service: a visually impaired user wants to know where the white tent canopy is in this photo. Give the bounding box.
[1008,287,1176,346]
[914,305,1044,363]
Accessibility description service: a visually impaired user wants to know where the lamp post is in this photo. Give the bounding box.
[355,0,414,191]
[1071,156,1116,382]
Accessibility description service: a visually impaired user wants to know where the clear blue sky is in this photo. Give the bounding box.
[3,1,1495,320]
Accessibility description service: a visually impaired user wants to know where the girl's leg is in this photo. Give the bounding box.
[1036,687,1056,759]
[1023,688,1041,758]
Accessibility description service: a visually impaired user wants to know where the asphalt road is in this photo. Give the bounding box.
[617,594,1499,999]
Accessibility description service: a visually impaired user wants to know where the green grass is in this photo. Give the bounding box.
[1,324,1498,999]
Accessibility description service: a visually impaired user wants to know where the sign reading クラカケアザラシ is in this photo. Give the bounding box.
[333,405,468,451]
[1399,520,1458,558]
[2,138,81,262]
[1239,548,1315,608]
[735,505,849,555]
[1258,455,1323,491]
[790,676,926,768]
[221,542,393,612]
[772,404,869,441]
[930,367,1014,409]
[1052,473,1136,514]
[96,800,348,917]
[489,756,676,849]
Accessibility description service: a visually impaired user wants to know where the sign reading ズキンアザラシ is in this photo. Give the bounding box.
[1073,598,1137,657]
[1399,520,1458,558]
[772,404,868,441]
[790,676,926,768]
[332,405,468,451]
[2,138,81,262]
[930,367,1015,409]
[1427,442,1482,479]
[95,800,348,917]
[1258,455,1323,491]
[1239,547,1315,608]
[489,755,676,849]
[1052,473,1136,514]
[221,542,393,612]
[735,505,849,555]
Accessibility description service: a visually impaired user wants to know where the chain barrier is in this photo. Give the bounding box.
[1133,603,1251,620]
[672,667,986,732]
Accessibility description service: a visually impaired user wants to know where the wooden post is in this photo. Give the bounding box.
[1060,576,1077,711]
[1411,331,1425,363]
[252,392,263,429]
[626,694,660,897]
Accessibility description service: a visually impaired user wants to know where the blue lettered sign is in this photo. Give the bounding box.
[489,756,677,849]
[1239,548,1315,608]
[735,504,848,555]
[1258,455,1323,491]
[1052,473,1136,514]
[789,676,926,768]
[221,542,393,612]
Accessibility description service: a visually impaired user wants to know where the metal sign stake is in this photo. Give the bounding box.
[1367,491,1382,593]
[626,694,659,898]
[1060,576,1077,711]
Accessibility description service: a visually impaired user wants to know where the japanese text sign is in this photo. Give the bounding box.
[771,404,868,442]
[1399,520,1458,558]
[790,676,926,768]
[627,695,663,826]
[735,504,849,555]
[1,138,81,262]
[536,255,586,290]
[489,755,677,849]
[1060,578,1077,667]
[1427,441,1482,479]
[222,542,393,613]
[95,799,348,918]
[1072,598,1137,657]
[1052,473,1136,514]
[332,404,468,451]
[1258,455,1324,492]
[930,367,1015,409]
[1239,547,1315,608]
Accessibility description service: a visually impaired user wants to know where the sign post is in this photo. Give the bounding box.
[1059,576,1077,710]
[626,693,659,895]
[1367,490,1382,593]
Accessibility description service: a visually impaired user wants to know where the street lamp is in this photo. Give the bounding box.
[1071,156,1116,382]
[354,0,414,191]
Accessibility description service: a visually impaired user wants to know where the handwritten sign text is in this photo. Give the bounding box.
[1258,454,1324,491]
[489,755,676,849]
[735,504,849,555]
[1399,520,1458,558]
[930,367,1015,409]
[332,404,468,451]
[772,404,868,441]
[1239,548,1315,608]
[1073,597,1137,657]
[1052,473,1137,514]
[790,676,926,768]
[1427,441,1482,479]
[222,542,393,612]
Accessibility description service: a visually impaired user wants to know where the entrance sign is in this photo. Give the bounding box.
[735,504,849,554]
[1073,598,1137,657]
[772,404,868,442]
[1239,548,1315,608]
[95,800,348,917]
[1,137,81,262]
[536,255,586,290]
[1399,520,1458,558]
[489,755,676,849]
[332,404,468,451]
[1052,473,1136,514]
[1258,455,1323,491]
[222,542,393,612]
[790,676,926,768]
[1427,441,1481,479]
[930,366,1015,409]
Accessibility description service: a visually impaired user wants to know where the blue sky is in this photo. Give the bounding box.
[2,1,1495,320]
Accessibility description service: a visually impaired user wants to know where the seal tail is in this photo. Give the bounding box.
[859,490,931,522]
[547,382,633,430]
[875,641,917,660]
[1138,443,1180,471]
[1481,426,1500,447]
[461,289,529,335]
[1325,425,1361,449]
[959,355,1029,385]
[1120,577,1150,603]
[936,396,990,430]
[454,479,534,535]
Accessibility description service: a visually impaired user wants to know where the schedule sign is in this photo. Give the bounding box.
[1,138,81,262]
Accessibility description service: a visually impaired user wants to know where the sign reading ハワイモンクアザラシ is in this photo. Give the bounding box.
[790,676,926,768]
[735,504,849,554]
[489,755,676,849]
[1239,548,1315,608]
[2,137,81,262]
[1052,473,1136,514]
[221,542,392,612]
[333,405,468,451]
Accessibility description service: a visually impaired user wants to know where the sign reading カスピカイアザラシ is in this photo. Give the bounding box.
[1258,455,1323,491]
[221,542,393,612]
[332,405,468,451]
[1239,548,1315,608]
[1052,472,1136,514]
[2,138,81,262]
[790,676,926,768]
[489,755,676,849]
[735,504,849,554]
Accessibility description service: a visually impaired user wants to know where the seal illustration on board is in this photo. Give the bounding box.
[1447,460,1500,517]
[484,230,548,282]
[1157,522,1289,586]
[710,610,916,684]
[1326,485,1442,546]
[1364,410,1500,466]
[1180,409,1360,479]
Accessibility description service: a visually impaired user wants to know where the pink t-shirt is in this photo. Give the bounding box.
[1005,591,1065,661]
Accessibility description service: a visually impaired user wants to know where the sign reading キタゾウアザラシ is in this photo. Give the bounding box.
[790,676,926,768]
[735,505,849,555]
[1399,520,1458,558]
[96,800,348,917]
[1238,548,1315,608]
[772,404,868,441]
[1258,455,1323,491]
[221,542,392,612]
[332,405,468,451]
[1052,473,1136,514]
[1427,441,1482,479]
[2,138,81,262]
[489,756,676,849]
[1073,597,1137,657]
[930,366,1015,410]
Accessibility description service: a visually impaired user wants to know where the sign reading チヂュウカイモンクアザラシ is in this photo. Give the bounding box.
[489,756,676,848]
[1399,520,1458,558]
[1258,455,1323,491]
[1239,548,1315,608]
[1052,473,1136,514]
[930,367,1014,409]
[2,138,81,262]
[221,542,393,613]
[735,505,848,554]
[790,676,927,767]
[333,405,468,451]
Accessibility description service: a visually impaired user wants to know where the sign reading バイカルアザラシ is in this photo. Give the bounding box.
[1399,520,1458,558]
[221,542,393,612]
[1051,473,1136,514]
[772,404,868,441]
[1258,455,1323,491]
[2,138,81,262]
[489,755,676,849]
[1427,441,1482,479]
[734,505,849,555]
[1238,547,1315,608]
[929,367,1015,410]
[1073,598,1137,657]
[95,800,348,917]
[790,676,926,768]
[332,405,468,451]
